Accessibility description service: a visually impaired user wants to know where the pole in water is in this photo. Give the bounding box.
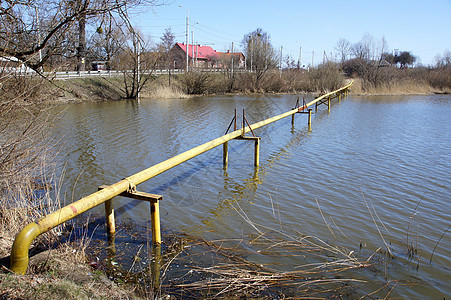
[150,243,162,289]
[150,201,161,244]
[254,138,260,166]
[223,141,229,166]
[105,199,115,236]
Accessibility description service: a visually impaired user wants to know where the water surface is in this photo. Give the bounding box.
[51,94,450,298]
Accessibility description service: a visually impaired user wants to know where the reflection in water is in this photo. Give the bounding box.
[49,94,450,298]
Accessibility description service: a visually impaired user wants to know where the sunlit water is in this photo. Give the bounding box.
[49,94,450,298]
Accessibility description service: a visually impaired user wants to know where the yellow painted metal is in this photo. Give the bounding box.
[150,202,161,244]
[235,136,261,166]
[10,81,353,274]
[308,109,312,127]
[105,199,115,236]
[10,223,40,274]
[254,138,260,167]
[151,243,162,288]
[223,141,229,166]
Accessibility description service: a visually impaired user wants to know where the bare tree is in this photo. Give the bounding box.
[115,20,157,99]
[344,34,393,89]
[335,38,351,64]
[241,28,278,90]
[0,0,164,72]
[434,50,451,67]
[89,16,126,70]
[156,27,175,69]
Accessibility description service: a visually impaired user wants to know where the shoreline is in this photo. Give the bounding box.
[38,75,450,104]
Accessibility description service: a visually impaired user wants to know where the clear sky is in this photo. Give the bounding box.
[132,0,451,66]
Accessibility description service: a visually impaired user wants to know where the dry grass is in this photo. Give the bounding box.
[350,77,444,95]
[162,233,372,299]
[0,75,64,258]
[87,206,395,299]
[1,243,137,299]
[143,84,189,99]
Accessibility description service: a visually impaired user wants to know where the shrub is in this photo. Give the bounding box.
[427,66,451,91]
[309,62,345,92]
[178,71,212,94]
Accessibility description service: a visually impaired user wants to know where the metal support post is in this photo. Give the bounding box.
[223,141,229,166]
[151,243,162,289]
[308,109,312,127]
[105,199,115,236]
[150,202,161,244]
[254,138,260,166]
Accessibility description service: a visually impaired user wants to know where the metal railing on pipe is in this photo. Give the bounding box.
[9,81,352,274]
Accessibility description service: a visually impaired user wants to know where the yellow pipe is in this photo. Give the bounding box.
[10,81,352,274]
[10,223,40,274]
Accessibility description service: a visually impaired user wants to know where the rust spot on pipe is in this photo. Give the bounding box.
[70,205,77,214]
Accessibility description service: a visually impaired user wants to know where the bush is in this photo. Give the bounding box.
[427,66,451,91]
[309,62,345,92]
[178,71,213,94]
[0,72,62,258]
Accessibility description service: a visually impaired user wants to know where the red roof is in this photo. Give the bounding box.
[176,43,219,60]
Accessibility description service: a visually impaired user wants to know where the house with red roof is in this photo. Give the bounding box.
[170,43,220,69]
[217,51,245,69]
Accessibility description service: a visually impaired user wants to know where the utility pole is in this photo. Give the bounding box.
[186,11,189,72]
[231,42,234,77]
[191,30,194,70]
[299,45,302,68]
[179,5,189,72]
[195,43,198,68]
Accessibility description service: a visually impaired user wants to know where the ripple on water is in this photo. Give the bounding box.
[49,94,451,298]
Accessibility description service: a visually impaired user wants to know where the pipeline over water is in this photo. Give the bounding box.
[10,81,352,274]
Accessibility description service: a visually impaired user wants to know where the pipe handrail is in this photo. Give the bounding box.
[10,81,352,274]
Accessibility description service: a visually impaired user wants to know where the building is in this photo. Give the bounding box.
[217,51,245,69]
[0,56,36,74]
[170,43,220,69]
[91,61,109,71]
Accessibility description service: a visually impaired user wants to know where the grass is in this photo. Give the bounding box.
[141,84,189,99]
[0,248,136,299]
[79,199,411,299]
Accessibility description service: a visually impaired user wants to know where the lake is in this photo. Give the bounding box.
[50,93,450,298]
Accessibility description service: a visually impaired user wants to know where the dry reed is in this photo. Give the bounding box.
[144,84,189,99]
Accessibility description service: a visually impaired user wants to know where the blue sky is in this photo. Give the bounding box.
[132,0,451,66]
